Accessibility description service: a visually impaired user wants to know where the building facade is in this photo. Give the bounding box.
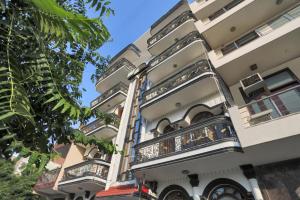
[35,0,300,199]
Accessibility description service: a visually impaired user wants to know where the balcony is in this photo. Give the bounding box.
[227,86,300,166]
[58,159,110,193]
[209,4,300,85]
[132,117,241,177]
[147,31,206,84]
[141,60,218,120]
[81,117,119,140]
[34,168,61,195]
[96,58,135,93]
[195,0,297,49]
[190,0,233,20]
[239,86,300,128]
[147,11,197,55]
[91,82,128,112]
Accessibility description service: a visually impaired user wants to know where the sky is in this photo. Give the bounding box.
[80,0,182,107]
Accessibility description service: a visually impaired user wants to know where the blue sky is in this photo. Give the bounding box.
[80,0,181,107]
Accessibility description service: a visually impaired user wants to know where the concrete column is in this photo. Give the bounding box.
[188,174,200,200]
[249,178,264,200]
[192,187,201,200]
[240,165,264,200]
[106,79,137,189]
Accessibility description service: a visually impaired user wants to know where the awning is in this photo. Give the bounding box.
[96,184,156,200]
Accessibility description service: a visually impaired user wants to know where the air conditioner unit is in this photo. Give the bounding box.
[240,73,265,96]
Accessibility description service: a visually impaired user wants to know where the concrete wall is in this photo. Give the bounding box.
[53,143,85,191]
[229,106,300,148]
[157,167,251,198]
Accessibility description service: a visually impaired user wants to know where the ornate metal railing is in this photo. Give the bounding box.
[96,58,135,84]
[35,168,61,188]
[134,117,237,164]
[142,59,211,104]
[148,31,203,69]
[61,159,109,182]
[91,82,128,108]
[239,85,300,127]
[147,11,196,47]
[208,0,244,21]
[81,115,120,135]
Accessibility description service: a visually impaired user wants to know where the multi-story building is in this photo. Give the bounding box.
[35,0,300,199]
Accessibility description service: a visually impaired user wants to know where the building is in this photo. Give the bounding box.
[35,0,300,199]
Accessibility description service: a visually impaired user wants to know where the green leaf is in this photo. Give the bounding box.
[52,98,65,111]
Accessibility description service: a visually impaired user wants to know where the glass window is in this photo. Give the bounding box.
[236,31,259,47]
[265,70,296,91]
[287,5,300,18]
[268,15,290,30]
[277,89,300,114]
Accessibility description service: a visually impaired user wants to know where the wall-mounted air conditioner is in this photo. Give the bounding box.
[240,73,265,96]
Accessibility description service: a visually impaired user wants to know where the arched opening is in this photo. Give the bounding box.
[163,124,175,134]
[159,185,190,200]
[203,179,251,200]
[191,111,214,124]
[155,118,172,135]
[183,104,223,125]
[93,152,102,159]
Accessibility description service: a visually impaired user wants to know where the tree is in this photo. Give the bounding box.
[0,0,116,168]
[0,159,43,200]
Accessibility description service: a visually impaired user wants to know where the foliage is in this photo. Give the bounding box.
[0,159,44,200]
[91,55,111,83]
[0,0,116,166]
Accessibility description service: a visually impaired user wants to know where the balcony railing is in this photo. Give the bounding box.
[240,85,300,127]
[61,159,109,182]
[221,5,300,55]
[208,0,244,21]
[96,58,135,84]
[134,117,237,164]
[147,11,196,47]
[91,82,128,108]
[81,115,120,135]
[142,59,211,104]
[148,31,203,69]
[35,168,61,188]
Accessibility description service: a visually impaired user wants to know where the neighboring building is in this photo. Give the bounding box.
[36,0,300,199]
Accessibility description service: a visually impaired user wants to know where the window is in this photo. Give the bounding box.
[240,69,299,103]
[264,70,297,91]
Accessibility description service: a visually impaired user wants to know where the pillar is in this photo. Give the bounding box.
[241,165,264,200]
[188,174,200,200]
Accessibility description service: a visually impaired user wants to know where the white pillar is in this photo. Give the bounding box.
[249,178,264,200]
[192,187,201,200]
[106,79,137,189]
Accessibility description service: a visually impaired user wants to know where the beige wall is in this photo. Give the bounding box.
[229,106,300,148]
[53,143,85,190]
